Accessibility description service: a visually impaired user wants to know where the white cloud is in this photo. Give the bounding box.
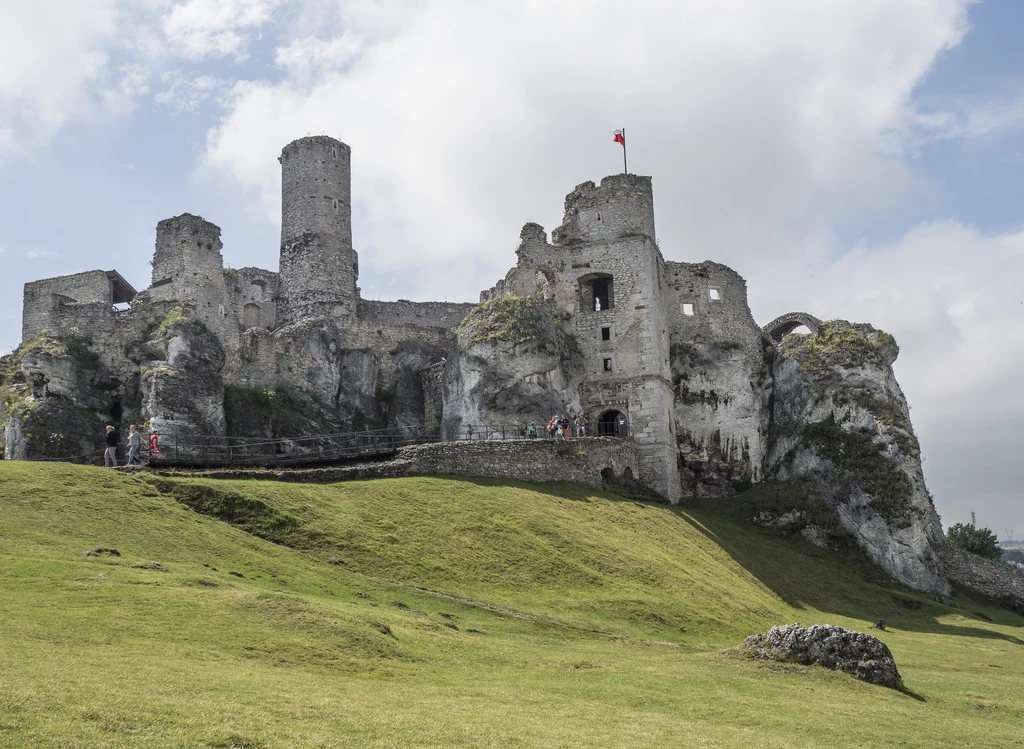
[910,98,1024,143]
[0,1,120,162]
[161,0,280,61]
[204,0,972,300]
[155,71,226,112]
[275,33,363,81]
[25,250,61,259]
[769,221,1024,526]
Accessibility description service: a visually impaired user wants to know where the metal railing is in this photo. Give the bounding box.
[32,420,626,469]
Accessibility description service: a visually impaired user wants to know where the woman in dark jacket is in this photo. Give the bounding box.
[104,425,118,468]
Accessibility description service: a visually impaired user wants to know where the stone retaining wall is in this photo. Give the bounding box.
[175,437,656,498]
[939,545,1024,613]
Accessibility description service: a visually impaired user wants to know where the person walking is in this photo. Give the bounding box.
[149,429,160,460]
[104,426,118,468]
[527,422,538,439]
[127,425,142,465]
[557,415,570,438]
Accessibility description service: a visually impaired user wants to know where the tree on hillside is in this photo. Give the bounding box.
[946,523,1002,562]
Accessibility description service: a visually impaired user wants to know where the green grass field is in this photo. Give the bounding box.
[1,462,1022,748]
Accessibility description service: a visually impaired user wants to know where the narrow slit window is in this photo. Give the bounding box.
[682,303,694,316]
[601,326,611,341]
[603,358,613,372]
[333,199,339,212]
[709,287,722,301]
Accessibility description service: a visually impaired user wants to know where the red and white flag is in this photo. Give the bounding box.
[612,129,625,146]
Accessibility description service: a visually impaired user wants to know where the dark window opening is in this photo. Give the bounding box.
[601,326,611,341]
[598,410,627,437]
[603,358,613,372]
[591,277,612,311]
[110,402,123,423]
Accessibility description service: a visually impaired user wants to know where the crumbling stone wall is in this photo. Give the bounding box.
[665,261,770,495]
[472,176,681,501]
[357,299,475,329]
[188,437,650,497]
[939,546,1024,613]
[551,174,656,246]
[22,271,115,340]
[226,267,279,332]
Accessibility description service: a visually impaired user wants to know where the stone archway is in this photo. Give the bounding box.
[762,312,823,343]
[598,409,627,437]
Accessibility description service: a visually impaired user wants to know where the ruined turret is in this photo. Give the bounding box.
[277,135,358,323]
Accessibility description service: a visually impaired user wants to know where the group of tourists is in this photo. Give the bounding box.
[103,425,159,468]
[526,413,590,439]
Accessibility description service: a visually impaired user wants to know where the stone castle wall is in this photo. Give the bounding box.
[551,174,656,246]
[182,437,646,495]
[357,299,476,329]
[22,271,114,340]
[664,261,770,494]
[939,545,1024,613]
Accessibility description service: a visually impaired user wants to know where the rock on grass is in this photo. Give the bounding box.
[745,623,901,688]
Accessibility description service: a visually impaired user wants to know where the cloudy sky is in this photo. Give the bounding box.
[1,0,1022,534]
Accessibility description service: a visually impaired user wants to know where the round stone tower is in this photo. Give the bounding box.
[277,135,358,323]
[551,174,655,246]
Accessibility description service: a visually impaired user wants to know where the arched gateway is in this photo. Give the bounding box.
[597,410,628,437]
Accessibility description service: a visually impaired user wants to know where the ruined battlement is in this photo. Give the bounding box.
[552,173,655,246]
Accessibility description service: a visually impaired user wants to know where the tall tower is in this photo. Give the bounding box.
[277,135,358,323]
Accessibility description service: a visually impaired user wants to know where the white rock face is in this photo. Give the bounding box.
[443,341,583,435]
[767,322,949,596]
[443,301,584,435]
[673,340,770,496]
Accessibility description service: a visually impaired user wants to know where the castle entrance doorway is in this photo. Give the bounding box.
[598,410,627,437]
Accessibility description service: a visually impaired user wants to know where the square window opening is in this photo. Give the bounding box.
[682,303,694,316]
[601,326,611,341]
[603,358,613,372]
[709,287,722,301]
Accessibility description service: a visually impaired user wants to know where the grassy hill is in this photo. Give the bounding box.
[1,462,1022,748]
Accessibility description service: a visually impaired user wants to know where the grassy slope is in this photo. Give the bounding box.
[0,463,1021,748]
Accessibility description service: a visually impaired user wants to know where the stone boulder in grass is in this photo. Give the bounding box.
[745,623,902,688]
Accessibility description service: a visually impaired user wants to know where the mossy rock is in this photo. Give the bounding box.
[779,321,898,377]
[458,297,554,349]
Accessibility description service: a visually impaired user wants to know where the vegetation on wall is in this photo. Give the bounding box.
[801,415,914,527]
[153,306,206,340]
[458,296,548,347]
[779,321,897,377]
[946,523,1002,562]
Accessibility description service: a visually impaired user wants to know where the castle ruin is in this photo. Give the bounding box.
[11,134,1012,606]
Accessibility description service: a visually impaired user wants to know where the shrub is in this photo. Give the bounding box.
[946,523,1002,562]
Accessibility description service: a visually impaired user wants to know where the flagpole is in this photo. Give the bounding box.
[622,127,628,175]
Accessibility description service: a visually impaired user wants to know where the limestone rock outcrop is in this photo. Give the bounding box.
[443,297,584,436]
[745,623,902,688]
[766,321,949,596]
[141,318,227,446]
